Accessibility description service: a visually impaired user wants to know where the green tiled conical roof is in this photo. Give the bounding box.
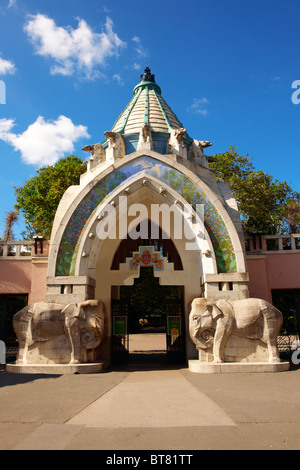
[111,67,186,136]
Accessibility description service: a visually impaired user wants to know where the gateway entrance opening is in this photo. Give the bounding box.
[111,267,185,365]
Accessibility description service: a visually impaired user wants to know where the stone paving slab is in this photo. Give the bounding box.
[0,365,300,450]
[63,423,300,450]
[67,370,235,428]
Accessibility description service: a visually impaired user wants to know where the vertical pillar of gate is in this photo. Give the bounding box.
[165,299,186,364]
[111,300,129,364]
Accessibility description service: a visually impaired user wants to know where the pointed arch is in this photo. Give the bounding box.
[50,151,245,279]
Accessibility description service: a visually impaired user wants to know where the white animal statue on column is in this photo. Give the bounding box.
[13,299,105,365]
[189,298,283,363]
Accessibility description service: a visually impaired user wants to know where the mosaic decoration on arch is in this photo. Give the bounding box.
[55,157,237,276]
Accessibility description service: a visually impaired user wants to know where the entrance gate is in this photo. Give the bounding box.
[111,298,186,365]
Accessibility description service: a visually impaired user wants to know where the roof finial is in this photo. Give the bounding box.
[140,66,155,83]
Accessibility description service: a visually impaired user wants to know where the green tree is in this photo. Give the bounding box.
[284,199,300,234]
[14,156,86,239]
[209,146,300,235]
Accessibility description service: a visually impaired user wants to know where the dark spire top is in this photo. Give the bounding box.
[133,66,161,95]
[140,66,155,83]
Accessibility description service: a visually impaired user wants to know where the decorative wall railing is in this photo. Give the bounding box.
[0,237,48,258]
[245,233,300,253]
[1,234,300,258]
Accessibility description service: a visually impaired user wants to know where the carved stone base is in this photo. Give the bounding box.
[188,360,290,374]
[6,362,108,374]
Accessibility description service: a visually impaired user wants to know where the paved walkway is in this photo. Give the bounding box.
[1,361,300,450]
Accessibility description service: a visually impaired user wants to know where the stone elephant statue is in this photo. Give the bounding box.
[189,298,283,363]
[13,299,105,365]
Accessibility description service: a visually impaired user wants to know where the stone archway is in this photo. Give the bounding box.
[45,151,249,365]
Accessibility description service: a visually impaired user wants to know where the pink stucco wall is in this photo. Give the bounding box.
[0,259,48,304]
[265,254,300,290]
[247,256,272,302]
[29,261,48,304]
[0,259,32,295]
[1,250,300,306]
[247,252,300,302]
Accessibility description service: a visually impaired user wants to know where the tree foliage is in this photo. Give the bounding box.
[209,146,300,235]
[14,156,86,239]
[284,200,300,234]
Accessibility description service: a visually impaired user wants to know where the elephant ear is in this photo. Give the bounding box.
[205,299,223,321]
[78,300,105,328]
[61,303,80,319]
[211,304,223,321]
[215,300,234,319]
[78,300,103,318]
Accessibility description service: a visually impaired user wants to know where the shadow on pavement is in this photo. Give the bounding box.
[111,351,186,372]
[0,366,61,387]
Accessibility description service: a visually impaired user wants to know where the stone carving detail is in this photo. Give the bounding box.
[13,299,105,365]
[195,140,212,151]
[137,124,153,150]
[141,124,151,143]
[82,143,106,169]
[188,140,214,166]
[168,127,187,157]
[189,298,283,363]
[104,131,125,160]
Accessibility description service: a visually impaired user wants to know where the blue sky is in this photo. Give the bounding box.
[0,0,300,238]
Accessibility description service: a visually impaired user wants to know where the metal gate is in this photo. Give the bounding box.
[111,300,129,364]
[111,298,186,365]
[165,300,186,364]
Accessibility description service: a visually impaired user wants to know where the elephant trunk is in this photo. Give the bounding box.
[81,329,101,350]
[81,313,104,350]
[194,328,215,350]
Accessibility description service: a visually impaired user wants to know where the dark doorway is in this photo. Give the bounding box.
[272,289,300,336]
[111,268,185,366]
[0,294,28,342]
[0,294,28,363]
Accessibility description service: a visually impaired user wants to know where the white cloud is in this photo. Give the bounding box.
[187,98,209,115]
[98,6,110,14]
[8,0,17,8]
[0,118,14,135]
[24,14,126,80]
[131,36,147,58]
[0,116,90,166]
[0,56,16,75]
[113,73,124,85]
